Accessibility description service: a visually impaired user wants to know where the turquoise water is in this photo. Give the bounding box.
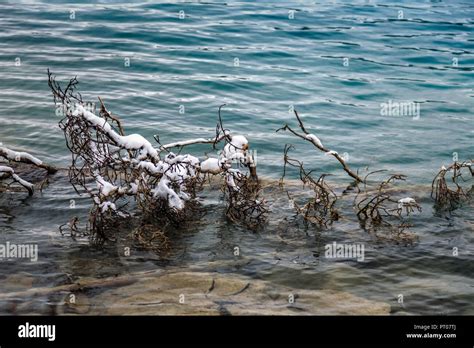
[0,0,473,315]
[1,0,473,180]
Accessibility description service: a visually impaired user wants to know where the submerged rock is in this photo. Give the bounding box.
[86,270,390,315]
[1,272,35,292]
[0,268,390,315]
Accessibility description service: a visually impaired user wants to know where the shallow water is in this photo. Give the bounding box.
[0,0,473,315]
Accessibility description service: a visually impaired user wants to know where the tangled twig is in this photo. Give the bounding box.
[355,173,421,243]
[48,71,264,241]
[282,144,339,227]
[431,161,473,210]
[223,169,267,230]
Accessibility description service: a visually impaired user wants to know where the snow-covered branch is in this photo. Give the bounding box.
[0,146,57,174]
[277,110,363,183]
[0,165,34,196]
[0,144,57,195]
[48,72,265,239]
[157,134,227,152]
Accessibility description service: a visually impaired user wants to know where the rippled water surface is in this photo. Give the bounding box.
[0,0,473,315]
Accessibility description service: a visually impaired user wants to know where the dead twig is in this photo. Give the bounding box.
[282,144,339,228]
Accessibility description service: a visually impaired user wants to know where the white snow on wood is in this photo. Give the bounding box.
[0,146,43,166]
[225,169,243,192]
[162,138,210,148]
[73,105,159,161]
[229,135,248,150]
[121,134,158,160]
[129,181,139,194]
[0,165,34,193]
[226,172,237,191]
[305,133,324,149]
[0,166,14,173]
[95,174,118,197]
[223,135,248,159]
[152,177,185,210]
[160,134,226,150]
[398,197,416,205]
[200,158,222,174]
[138,161,162,175]
[159,153,200,181]
[69,104,257,213]
[99,201,117,213]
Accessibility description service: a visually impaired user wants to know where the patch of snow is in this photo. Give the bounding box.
[225,169,243,192]
[121,134,158,160]
[223,135,248,159]
[138,161,162,175]
[99,201,117,213]
[129,181,139,194]
[398,197,416,205]
[200,158,222,174]
[73,105,159,161]
[153,177,185,210]
[0,165,34,191]
[305,133,324,149]
[95,174,117,197]
[0,146,43,165]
